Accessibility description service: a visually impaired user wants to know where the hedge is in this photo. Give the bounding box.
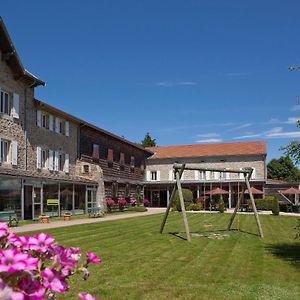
[247,196,279,215]
[173,189,194,211]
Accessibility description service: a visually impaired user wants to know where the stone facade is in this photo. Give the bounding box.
[146,155,266,182]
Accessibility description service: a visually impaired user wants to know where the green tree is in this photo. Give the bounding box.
[140,132,157,147]
[267,156,300,182]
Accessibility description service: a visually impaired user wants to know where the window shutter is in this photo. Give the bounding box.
[49,115,54,131]
[251,168,256,179]
[37,110,42,127]
[0,137,2,163]
[64,153,69,173]
[54,151,59,171]
[36,146,42,169]
[65,121,69,137]
[195,170,199,180]
[107,149,113,161]
[169,170,173,181]
[55,118,60,133]
[12,93,19,119]
[11,141,18,166]
[48,150,54,170]
[157,170,161,181]
[146,171,151,181]
[239,168,244,179]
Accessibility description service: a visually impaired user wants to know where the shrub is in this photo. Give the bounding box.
[118,198,127,206]
[127,206,148,212]
[130,198,137,206]
[292,204,300,213]
[106,198,115,207]
[219,196,225,213]
[143,199,150,207]
[279,201,288,212]
[186,203,203,211]
[272,198,280,215]
[173,189,193,212]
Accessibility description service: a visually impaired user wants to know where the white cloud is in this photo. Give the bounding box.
[155,81,197,87]
[196,133,220,138]
[286,117,298,124]
[227,123,252,132]
[291,104,300,111]
[196,138,223,143]
[265,127,300,138]
[267,117,298,125]
[233,134,262,140]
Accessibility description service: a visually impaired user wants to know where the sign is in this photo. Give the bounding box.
[47,199,59,206]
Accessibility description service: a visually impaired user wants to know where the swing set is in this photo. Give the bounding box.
[160,163,264,241]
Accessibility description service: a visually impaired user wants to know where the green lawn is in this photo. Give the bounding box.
[27,213,300,300]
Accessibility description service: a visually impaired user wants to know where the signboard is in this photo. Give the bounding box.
[47,199,59,206]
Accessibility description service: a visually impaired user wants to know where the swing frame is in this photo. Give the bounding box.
[160,163,264,241]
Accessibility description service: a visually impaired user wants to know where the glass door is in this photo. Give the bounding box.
[87,188,97,210]
[32,187,42,220]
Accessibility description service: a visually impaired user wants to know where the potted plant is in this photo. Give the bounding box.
[143,198,150,207]
[106,198,115,213]
[63,212,72,221]
[39,214,50,223]
[118,198,127,212]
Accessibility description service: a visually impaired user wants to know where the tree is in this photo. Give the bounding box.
[140,132,157,147]
[267,156,300,182]
[282,141,300,163]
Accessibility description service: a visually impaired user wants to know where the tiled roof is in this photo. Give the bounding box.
[146,141,266,159]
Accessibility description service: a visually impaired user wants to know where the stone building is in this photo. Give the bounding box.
[144,141,267,208]
[80,124,152,201]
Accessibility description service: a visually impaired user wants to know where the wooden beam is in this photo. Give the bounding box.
[160,165,185,234]
[176,165,191,242]
[245,173,264,238]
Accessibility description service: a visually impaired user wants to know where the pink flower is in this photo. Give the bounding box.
[86,252,101,264]
[30,233,55,253]
[0,278,24,300]
[18,278,45,300]
[0,248,38,272]
[78,292,100,300]
[118,198,127,206]
[106,199,115,207]
[0,223,8,238]
[9,234,35,251]
[41,268,67,293]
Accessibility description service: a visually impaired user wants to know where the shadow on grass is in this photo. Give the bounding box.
[168,228,260,241]
[266,243,300,269]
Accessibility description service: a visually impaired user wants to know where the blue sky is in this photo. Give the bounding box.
[2,1,300,161]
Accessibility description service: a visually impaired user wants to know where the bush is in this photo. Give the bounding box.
[173,189,194,212]
[219,196,225,213]
[143,199,150,207]
[272,198,280,216]
[279,201,288,212]
[127,206,148,212]
[186,203,203,211]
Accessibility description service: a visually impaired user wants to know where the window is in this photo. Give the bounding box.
[41,149,48,169]
[130,156,135,168]
[0,91,10,115]
[58,153,64,171]
[120,152,125,165]
[220,172,226,180]
[41,113,49,129]
[1,139,10,162]
[59,120,64,135]
[82,164,90,173]
[92,144,100,159]
[151,171,157,181]
[199,171,206,180]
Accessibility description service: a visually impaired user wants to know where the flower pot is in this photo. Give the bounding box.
[39,215,50,223]
[64,215,71,221]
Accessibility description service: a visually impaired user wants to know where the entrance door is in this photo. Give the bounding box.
[24,186,42,220]
[32,187,42,220]
[86,188,97,210]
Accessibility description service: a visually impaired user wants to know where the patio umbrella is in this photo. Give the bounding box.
[244,187,264,195]
[205,187,229,196]
[280,187,300,195]
[279,187,300,204]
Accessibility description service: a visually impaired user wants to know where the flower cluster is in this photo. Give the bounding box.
[143,199,150,207]
[0,223,101,299]
[130,198,137,206]
[118,198,127,207]
[106,198,115,207]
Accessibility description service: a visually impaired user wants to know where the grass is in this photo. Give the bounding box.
[25,212,300,300]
